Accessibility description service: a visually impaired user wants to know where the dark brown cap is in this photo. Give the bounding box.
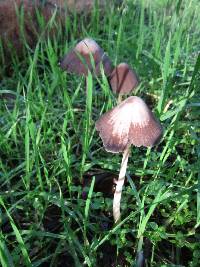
[96,96,162,153]
[59,38,113,76]
[109,63,139,94]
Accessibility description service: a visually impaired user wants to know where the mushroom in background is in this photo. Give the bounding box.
[96,96,162,223]
[109,63,139,103]
[59,38,113,77]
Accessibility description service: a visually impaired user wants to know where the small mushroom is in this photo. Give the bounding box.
[109,63,139,94]
[109,63,139,103]
[96,96,162,222]
[59,38,113,76]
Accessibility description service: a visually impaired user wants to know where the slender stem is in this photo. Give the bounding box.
[117,93,122,104]
[113,146,130,223]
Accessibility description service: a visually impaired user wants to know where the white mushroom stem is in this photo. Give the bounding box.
[113,145,130,223]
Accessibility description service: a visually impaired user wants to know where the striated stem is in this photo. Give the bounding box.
[113,146,130,223]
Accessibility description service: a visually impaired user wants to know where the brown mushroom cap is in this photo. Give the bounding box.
[96,96,162,153]
[109,63,139,94]
[59,38,113,76]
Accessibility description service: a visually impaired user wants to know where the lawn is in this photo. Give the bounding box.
[0,0,200,266]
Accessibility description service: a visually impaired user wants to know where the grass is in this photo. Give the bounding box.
[0,0,200,266]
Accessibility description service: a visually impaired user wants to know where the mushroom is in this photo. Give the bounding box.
[59,38,113,77]
[95,96,162,222]
[109,63,139,103]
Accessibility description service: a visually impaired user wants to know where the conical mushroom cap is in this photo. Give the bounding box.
[96,96,162,153]
[109,63,139,94]
[59,38,113,76]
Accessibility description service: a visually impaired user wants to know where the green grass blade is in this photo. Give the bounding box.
[0,199,31,267]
